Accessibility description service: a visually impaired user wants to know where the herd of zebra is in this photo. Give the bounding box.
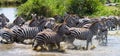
[0,13,119,52]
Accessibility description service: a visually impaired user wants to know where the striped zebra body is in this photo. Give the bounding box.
[67,21,101,50]
[67,28,93,50]
[11,18,55,44]
[11,25,44,43]
[69,28,93,40]
[32,24,70,51]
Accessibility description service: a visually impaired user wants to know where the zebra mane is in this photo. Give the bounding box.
[29,18,36,27]
[89,20,99,29]
[52,24,60,32]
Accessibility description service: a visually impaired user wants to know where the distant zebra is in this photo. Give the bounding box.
[66,20,103,50]
[32,23,70,51]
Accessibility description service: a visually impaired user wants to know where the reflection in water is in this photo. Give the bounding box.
[0,8,17,23]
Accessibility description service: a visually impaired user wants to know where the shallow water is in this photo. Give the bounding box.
[0,35,120,56]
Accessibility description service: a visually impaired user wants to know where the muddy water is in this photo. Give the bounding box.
[0,35,120,56]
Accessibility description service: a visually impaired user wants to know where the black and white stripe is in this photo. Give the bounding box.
[0,28,14,44]
[32,24,70,51]
[11,16,55,44]
[64,14,80,27]
[66,20,103,50]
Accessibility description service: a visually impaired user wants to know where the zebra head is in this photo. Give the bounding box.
[55,24,70,35]
[0,13,9,22]
[44,18,55,29]
[64,14,80,27]
[13,16,26,26]
[29,15,47,27]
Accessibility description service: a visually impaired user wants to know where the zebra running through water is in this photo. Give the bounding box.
[11,15,55,44]
[32,23,70,51]
[96,18,109,46]
[66,20,105,50]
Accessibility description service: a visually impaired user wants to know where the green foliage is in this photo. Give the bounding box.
[91,6,120,17]
[68,0,103,16]
[17,0,71,20]
[17,0,120,20]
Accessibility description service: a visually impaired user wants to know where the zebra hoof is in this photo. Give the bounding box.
[58,49,66,52]
[81,47,86,50]
[32,47,37,50]
[90,45,96,50]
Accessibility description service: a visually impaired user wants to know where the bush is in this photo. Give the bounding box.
[68,0,103,16]
[17,0,71,20]
[17,0,120,20]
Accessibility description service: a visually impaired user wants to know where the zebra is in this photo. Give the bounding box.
[106,19,115,31]
[64,14,80,27]
[32,23,70,51]
[0,13,9,28]
[5,16,26,29]
[0,13,9,22]
[108,16,118,30]
[11,16,55,44]
[66,20,104,50]
[96,19,108,45]
[0,27,15,44]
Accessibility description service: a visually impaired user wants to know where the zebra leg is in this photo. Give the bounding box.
[32,40,38,50]
[47,44,54,51]
[105,34,108,46]
[86,40,89,50]
[56,42,60,49]
[56,42,66,52]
